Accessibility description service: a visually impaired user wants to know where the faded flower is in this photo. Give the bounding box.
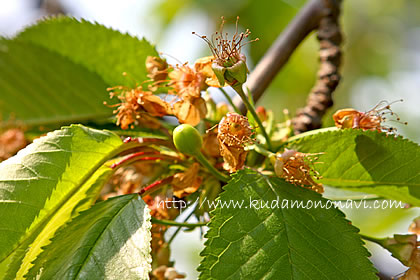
[193,56,221,88]
[173,97,207,127]
[169,64,206,99]
[171,163,202,198]
[217,113,253,172]
[168,61,213,126]
[193,16,258,86]
[146,56,168,82]
[333,100,407,134]
[108,86,170,129]
[384,234,420,280]
[272,149,324,193]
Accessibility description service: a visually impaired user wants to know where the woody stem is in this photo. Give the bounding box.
[232,83,273,150]
[195,152,230,182]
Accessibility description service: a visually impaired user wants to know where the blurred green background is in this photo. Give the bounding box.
[1,0,420,278]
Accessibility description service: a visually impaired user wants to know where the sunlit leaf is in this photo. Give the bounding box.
[198,169,377,279]
[26,194,152,280]
[286,128,420,206]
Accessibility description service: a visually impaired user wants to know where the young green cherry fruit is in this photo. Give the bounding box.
[173,124,203,156]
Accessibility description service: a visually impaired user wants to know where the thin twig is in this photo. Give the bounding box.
[233,0,341,113]
[293,0,343,133]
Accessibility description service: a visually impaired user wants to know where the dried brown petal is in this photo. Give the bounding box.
[194,56,221,88]
[219,141,247,172]
[202,130,220,158]
[146,56,168,82]
[169,65,205,99]
[139,91,171,117]
[172,163,202,198]
[216,113,253,172]
[173,97,207,126]
[109,87,170,129]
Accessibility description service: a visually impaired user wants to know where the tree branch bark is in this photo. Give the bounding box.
[293,0,343,133]
[233,0,342,133]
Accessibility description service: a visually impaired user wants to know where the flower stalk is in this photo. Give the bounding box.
[218,87,241,114]
[232,83,273,150]
[195,152,230,182]
[139,176,174,196]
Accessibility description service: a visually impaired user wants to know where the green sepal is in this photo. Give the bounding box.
[212,63,226,87]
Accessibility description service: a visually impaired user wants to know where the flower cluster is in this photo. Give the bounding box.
[108,55,221,129]
[102,17,411,280]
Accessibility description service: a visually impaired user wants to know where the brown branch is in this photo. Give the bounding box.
[233,0,342,127]
[293,0,343,134]
[38,0,66,15]
[234,0,335,111]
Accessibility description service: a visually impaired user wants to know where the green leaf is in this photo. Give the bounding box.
[198,169,377,279]
[0,39,111,127]
[286,128,420,206]
[17,16,158,87]
[1,17,158,128]
[0,125,124,278]
[26,194,152,280]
